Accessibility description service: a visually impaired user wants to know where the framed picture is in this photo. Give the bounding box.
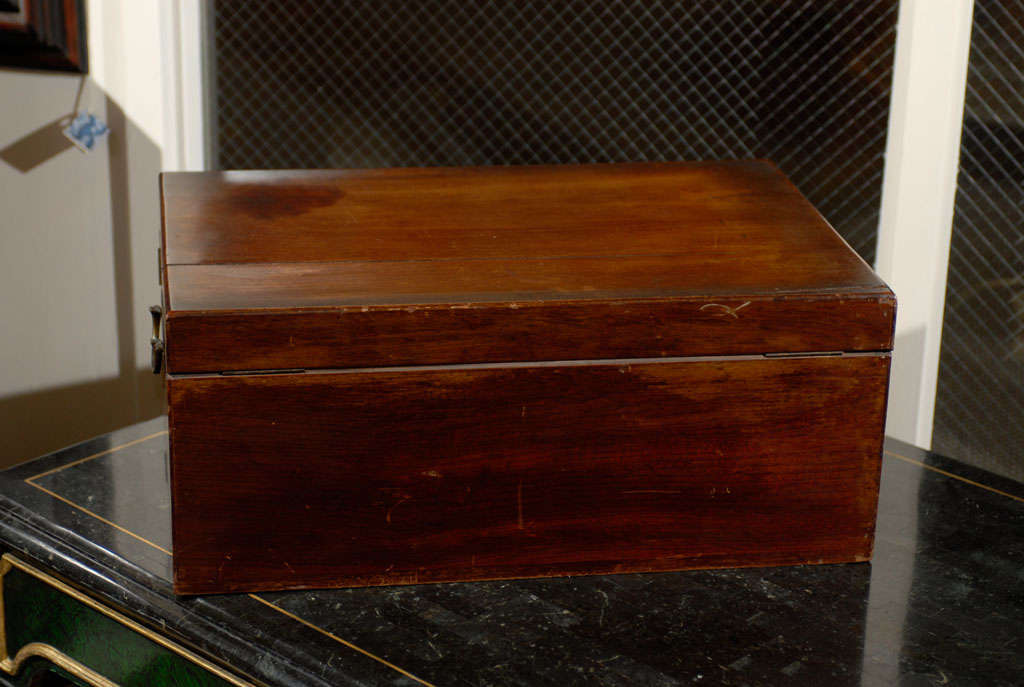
[0,0,87,73]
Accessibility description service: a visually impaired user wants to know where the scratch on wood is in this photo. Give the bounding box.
[217,554,231,581]
[623,490,681,494]
[699,301,752,319]
[386,497,410,523]
[517,480,524,529]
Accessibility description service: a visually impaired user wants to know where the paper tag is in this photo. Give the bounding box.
[63,112,109,152]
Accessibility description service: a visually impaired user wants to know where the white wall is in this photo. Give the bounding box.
[0,0,170,467]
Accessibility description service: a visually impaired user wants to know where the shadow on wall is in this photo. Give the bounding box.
[0,115,77,172]
[0,371,163,469]
[0,70,84,171]
[0,76,165,469]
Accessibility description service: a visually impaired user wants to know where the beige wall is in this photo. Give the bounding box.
[0,0,168,468]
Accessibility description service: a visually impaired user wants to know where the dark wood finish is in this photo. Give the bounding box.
[166,295,893,373]
[0,0,87,73]
[160,162,882,269]
[160,161,893,373]
[169,354,890,594]
[161,162,896,593]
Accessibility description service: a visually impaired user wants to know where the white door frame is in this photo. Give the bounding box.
[875,0,974,448]
[160,0,209,172]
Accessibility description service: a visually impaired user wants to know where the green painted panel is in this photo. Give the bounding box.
[6,656,92,686]
[3,567,238,686]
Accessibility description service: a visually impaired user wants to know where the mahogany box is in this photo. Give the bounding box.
[158,161,895,595]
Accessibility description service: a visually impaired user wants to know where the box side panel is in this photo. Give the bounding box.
[164,295,895,373]
[169,355,889,594]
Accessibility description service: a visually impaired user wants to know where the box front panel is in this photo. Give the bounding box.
[169,355,889,594]
[164,294,895,374]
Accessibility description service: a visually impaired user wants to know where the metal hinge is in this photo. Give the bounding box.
[149,305,164,374]
[763,351,843,359]
[220,368,307,376]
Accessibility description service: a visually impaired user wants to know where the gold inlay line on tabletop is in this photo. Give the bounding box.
[884,450,1024,504]
[25,481,174,556]
[25,431,169,483]
[23,430,173,556]
[248,595,437,687]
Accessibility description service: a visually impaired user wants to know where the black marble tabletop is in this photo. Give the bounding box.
[0,417,1022,686]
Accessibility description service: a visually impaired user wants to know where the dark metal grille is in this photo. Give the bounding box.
[210,0,896,262]
[934,0,1024,481]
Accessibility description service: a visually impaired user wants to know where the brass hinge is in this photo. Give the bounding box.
[220,368,306,376]
[763,351,843,359]
[149,305,164,374]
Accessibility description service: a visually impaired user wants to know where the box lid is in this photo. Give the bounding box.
[160,161,895,374]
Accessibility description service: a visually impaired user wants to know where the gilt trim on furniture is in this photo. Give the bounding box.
[0,554,253,686]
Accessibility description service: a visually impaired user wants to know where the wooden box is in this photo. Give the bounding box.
[158,161,895,595]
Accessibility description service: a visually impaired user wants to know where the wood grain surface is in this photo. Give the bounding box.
[165,295,893,373]
[163,162,895,594]
[169,354,890,594]
[160,161,881,271]
[159,161,894,372]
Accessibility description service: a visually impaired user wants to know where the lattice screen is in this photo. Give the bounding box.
[933,0,1024,481]
[210,0,896,262]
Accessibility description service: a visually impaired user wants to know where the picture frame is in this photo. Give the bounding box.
[0,0,87,73]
